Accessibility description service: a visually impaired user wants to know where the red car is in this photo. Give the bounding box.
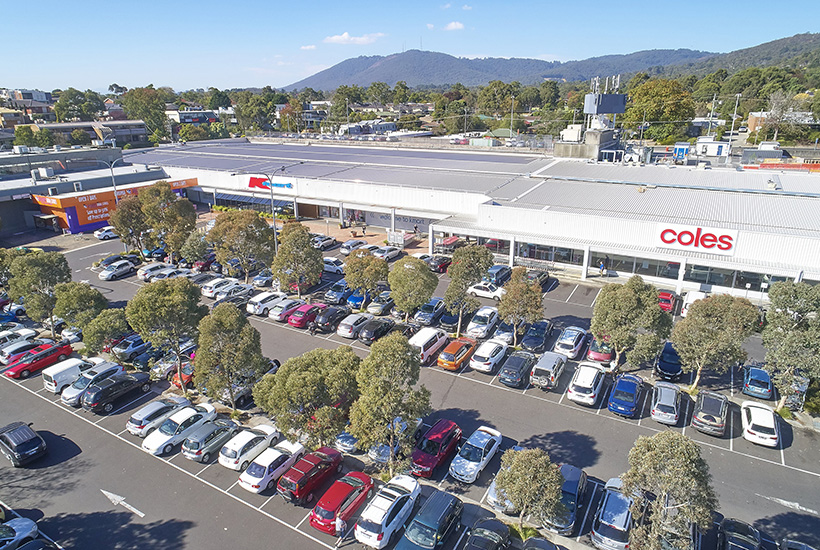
[193,252,217,272]
[277,446,343,505]
[4,341,73,379]
[102,331,135,353]
[410,419,462,478]
[658,291,678,313]
[309,471,374,535]
[170,361,195,389]
[288,303,328,329]
[586,335,615,365]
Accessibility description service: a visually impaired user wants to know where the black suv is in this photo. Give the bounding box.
[314,305,350,333]
[400,490,463,549]
[498,351,537,388]
[0,422,47,467]
[82,372,152,414]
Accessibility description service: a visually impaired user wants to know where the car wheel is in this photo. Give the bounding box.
[58,354,68,361]
[266,479,276,491]
[146,427,155,436]
[305,492,314,504]
[236,395,247,408]
[141,383,151,393]
[166,371,174,381]
[201,452,211,463]
[336,462,343,473]
[19,369,31,379]
[469,292,477,297]
[129,352,138,361]
[186,381,193,389]
[241,461,249,471]
[493,296,500,302]
[103,402,114,414]
[262,308,268,316]
[163,444,173,455]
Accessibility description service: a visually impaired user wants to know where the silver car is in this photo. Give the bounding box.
[337,313,374,338]
[650,382,682,425]
[126,395,191,437]
[98,259,135,281]
[60,361,125,406]
[181,419,241,463]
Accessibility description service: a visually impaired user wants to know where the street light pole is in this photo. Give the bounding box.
[102,157,128,205]
[248,161,304,255]
[728,93,741,163]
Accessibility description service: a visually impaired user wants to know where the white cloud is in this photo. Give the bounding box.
[462,4,472,9]
[323,32,386,45]
[440,3,451,8]
[300,44,316,50]
[444,21,464,31]
[426,23,435,30]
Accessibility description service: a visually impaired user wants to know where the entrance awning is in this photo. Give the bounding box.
[215,193,290,207]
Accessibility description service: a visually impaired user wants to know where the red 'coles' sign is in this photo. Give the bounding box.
[654,223,738,257]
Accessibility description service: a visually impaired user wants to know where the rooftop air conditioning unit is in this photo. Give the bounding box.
[31,169,40,181]
[47,187,58,196]
[73,182,83,192]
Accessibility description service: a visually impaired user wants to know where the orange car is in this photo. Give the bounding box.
[437,337,477,371]
[170,361,195,389]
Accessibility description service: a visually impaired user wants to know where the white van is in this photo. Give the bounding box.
[246,291,287,316]
[408,327,449,365]
[42,357,99,394]
[0,328,38,351]
[681,291,708,318]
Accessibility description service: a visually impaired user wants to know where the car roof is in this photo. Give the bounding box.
[168,407,198,423]
[746,367,769,378]
[425,418,458,440]
[574,364,602,386]
[600,486,633,528]
[559,464,584,490]
[466,426,499,447]
[743,402,776,428]
[133,400,169,418]
[654,383,679,405]
[476,340,504,353]
[0,422,38,445]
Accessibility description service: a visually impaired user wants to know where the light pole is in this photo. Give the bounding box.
[509,94,515,141]
[241,161,304,255]
[728,93,741,163]
[99,157,129,205]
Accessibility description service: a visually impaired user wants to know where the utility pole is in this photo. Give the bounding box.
[464,106,468,134]
[728,93,741,164]
[509,95,515,140]
[707,93,717,135]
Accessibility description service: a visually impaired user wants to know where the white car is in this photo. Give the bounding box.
[201,277,238,298]
[218,424,280,471]
[94,226,118,240]
[567,362,606,406]
[373,246,401,261]
[467,282,506,301]
[267,299,306,322]
[98,260,135,281]
[469,339,508,373]
[215,283,254,301]
[465,306,499,339]
[125,396,191,437]
[323,257,345,274]
[553,326,589,359]
[313,235,337,250]
[355,475,421,549]
[246,291,287,316]
[650,382,681,426]
[336,313,374,338]
[740,401,779,448]
[150,267,190,281]
[448,426,502,483]
[136,262,171,282]
[238,440,305,493]
[141,404,217,456]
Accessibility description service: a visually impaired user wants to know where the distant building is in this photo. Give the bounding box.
[166,110,218,126]
[6,99,55,123]
[4,89,53,103]
[103,99,126,121]
[20,120,148,146]
[338,118,397,136]
[0,107,25,129]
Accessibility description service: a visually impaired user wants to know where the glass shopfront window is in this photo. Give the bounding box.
[515,243,584,266]
[590,253,635,275]
[479,238,510,255]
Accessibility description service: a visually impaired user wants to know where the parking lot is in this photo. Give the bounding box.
[1,235,819,549]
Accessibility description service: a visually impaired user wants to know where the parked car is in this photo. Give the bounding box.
[542,463,588,536]
[358,318,395,345]
[94,225,118,240]
[60,361,125,407]
[740,401,779,448]
[590,477,639,550]
[390,322,421,339]
[655,342,683,381]
[486,445,525,514]
[607,374,644,418]
[650,382,682,425]
[3,340,73,379]
[347,288,372,309]
[448,426,501,483]
[252,268,274,287]
[245,291,286,316]
[0,339,53,366]
[469,339,508,374]
[465,307,499,339]
[567,363,607,406]
[170,361,195,389]
[201,277,239,298]
[277,446,344,505]
[553,326,588,359]
[125,396,191,437]
[212,294,251,311]
[322,257,344,274]
[366,417,422,465]
[310,471,374,535]
[214,283,254,302]
[0,517,38,548]
[0,328,37,352]
[530,352,567,391]
[658,291,678,313]
[411,419,462,478]
[324,279,354,305]
[192,252,218,273]
[525,269,550,288]
[373,246,401,261]
[112,334,150,362]
[268,299,307,322]
[216,361,279,409]
[523,538,559,550]
[218,424,280,471]
[492,320,527,345]
[0,422,47,467]
[355,475,421,549]
[690,390,729,436]
[467,281,506,301]
[340,239,367,256]
[743,365,774,400]
[521,320,553,353]
[437,337,476,371]
[239,440,306,493]
[681,291,707,318]
[313,235,337,250]
[98,259,135,281]
[366,291,394,316]
[81,372,152,414]
[483,265,512,286]
[463,518,510,550]
[100,254,140,269]
[414,297,446,326]
[137,262,171,282]
[398,491,463,550]
[149,267,190,282]
[314,305,352,333]
[587,336,615,369]
[498,350,537,388]
[141,404,218,455]
[718,519,761,550]
[337,313,374,338]
[181,419,241,463]
[149,340,197,381]
[439,308,473,334]
[428,255,451,273]
[288,303,327,329]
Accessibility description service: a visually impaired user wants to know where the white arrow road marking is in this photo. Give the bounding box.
[755,493,819,515]
[101,489,146,518]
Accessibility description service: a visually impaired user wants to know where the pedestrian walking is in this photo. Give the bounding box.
[335,516,347,538]
[414,224,419,235]
[362,224,367,236]
[308,321,317,336]
[599,260,606,276]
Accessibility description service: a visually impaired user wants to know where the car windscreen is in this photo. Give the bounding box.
[528,325,547,337]
[416,437,441,456]
[330,282,346,292]
[590,339,612,354]
[72,375,92,389]
[404,521,436,549]
[420,303,436,313]
[472,315,489,325]
[661,351,680,365]
[439,352,455,362]
[458,442,482,462]
[159,419,180,436]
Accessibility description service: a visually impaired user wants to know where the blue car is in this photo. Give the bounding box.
[413,297,446,326]
[742,366,773,400]
[142,245,166,259]
[608,374,644,417]
[324,279,354,305]
[346,288,371,309]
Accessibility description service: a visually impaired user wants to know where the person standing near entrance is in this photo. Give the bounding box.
[599,260,606,276]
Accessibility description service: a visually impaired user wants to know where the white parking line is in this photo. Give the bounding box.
[565,285,579,303]
[681,400,690,436]
[636,392,649,426]
[295,510,312,529]
[590,289,602,308]
[453,526,470,549]
[729,415,734,452]
[196,462,214,476]
[576,483,600,542]
[730,367,735,397]
[0,497,67,549]
[780,442,786,466]
[259,493,278,510]
[480,476,495,504]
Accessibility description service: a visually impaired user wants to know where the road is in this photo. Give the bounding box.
[1,237,818,549]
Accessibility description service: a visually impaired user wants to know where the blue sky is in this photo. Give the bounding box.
[5,0,819,93]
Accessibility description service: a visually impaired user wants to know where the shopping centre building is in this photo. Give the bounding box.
[22,139,820,299]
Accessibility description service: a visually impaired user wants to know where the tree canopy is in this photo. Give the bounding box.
[497,267,543,345]
[138,181,197,260]
[53,282,108,329]
[208,210,277,283]
[82,309,130,356]
[108,195,149,252]
[8,252,72,332]
[444,245,494,334]
[343,250,389,306]
[270,222,323,297]
[387,256,439,321]
[493,448,563,533]
[53,87,105,122]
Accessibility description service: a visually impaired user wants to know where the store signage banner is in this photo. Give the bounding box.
[654,223,738,257]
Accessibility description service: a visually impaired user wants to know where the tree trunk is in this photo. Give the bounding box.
[518,503,527,534]
[614,348,624,374]
[777,394,788,412]
[456,308,463,338]
[177,356,188,399]
[689,364,704,392]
